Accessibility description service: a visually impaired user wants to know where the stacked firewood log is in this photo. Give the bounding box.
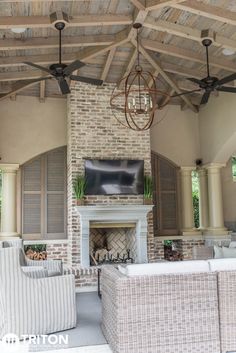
[25,249,47,260]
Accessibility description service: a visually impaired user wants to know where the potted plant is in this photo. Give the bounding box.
[73,175,87,206]
[144,175,153,205]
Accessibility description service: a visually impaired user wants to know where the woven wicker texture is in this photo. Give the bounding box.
[101,266,220,353]
[218,271,236,353]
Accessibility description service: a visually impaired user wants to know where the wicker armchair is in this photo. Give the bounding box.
[0,247,76,339]
[101,265,221,353]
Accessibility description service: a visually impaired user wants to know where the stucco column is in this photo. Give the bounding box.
[0,164,19,237]
[205,163,228,235]
[180,167,199,235]
[198,168,209,230]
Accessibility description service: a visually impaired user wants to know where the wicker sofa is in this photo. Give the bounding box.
[101,259,236,353]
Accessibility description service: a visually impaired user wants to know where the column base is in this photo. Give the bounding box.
[203,227,229,236]
[181,228,202,236]
[0,232,20,240]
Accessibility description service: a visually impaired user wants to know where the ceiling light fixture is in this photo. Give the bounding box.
[11,27,27,34]
[110,23,170,131]
[222,48,235,56]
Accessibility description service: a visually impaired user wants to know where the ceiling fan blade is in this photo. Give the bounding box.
[217,86,236,93]
[200,91,211,105]
[0,77,50,101]
[171,88,202,98]
[216,73,236,87]
[57,78,71,95]
[187,78,203,86]
[23,62,52,74]
[63,60,86,76]
[70,75,103,86]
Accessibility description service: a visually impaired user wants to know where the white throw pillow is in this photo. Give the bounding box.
[229,241,236,248]
[214,245,223,259]
[124,260,209,277]
[208,258,236,271]
[117,265,127,275]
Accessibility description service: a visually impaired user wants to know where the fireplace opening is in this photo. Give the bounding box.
[89,226,137,266]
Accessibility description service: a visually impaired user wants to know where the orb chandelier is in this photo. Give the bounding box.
[110,23,170,131]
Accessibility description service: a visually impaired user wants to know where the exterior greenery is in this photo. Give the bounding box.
[232,156,236,181]
[192,171,199,228]
[73,175,87,200]
[144,175,153,199]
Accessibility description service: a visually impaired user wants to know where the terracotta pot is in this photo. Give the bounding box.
[76,198,85,206]
[144,198,153,205]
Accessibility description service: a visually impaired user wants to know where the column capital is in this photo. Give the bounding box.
[204,163,226,171]
[197,168,207,177]
[180,166,195,176]
[0,164,19,172]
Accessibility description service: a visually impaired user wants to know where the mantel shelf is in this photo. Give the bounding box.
[90,222,136,229]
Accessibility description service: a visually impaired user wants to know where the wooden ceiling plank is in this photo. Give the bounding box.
[132,39,198,112]
[145,0,186,11]
[144,18,236,52]
[100,47,116,81]
[0,29,129,68]
[39,80,46,103]
[0,34,116,51]
[0,14,132,29]
[172,1,236,26]
[142,39,236,73]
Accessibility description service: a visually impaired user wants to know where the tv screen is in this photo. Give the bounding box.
[85,159,144,195]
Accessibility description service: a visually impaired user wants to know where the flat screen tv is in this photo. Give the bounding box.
[85,159,144,195]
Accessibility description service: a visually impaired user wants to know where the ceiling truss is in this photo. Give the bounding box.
[1,0,236,110]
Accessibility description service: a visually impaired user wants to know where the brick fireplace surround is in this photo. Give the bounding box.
[44,82,203,289]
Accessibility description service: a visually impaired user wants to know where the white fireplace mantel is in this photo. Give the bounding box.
[75,205,153,267]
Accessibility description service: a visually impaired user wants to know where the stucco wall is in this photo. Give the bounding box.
[150,105,200,167]
[0,96,67,165]
[199,93,236,164]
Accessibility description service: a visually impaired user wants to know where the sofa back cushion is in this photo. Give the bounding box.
[121,260,209,277]
[229,241,236,248]
[208,258,236,271]
[214,245,236,259]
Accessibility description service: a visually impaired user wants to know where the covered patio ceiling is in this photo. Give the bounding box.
[0,0,236,111]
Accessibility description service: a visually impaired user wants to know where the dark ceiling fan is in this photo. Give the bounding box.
[172,38,236,105]
[0,21,103,99]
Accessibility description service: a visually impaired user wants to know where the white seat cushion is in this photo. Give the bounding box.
[121,260,209,277]
[208,258,236,271]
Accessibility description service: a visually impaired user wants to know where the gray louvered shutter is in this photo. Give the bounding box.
[152,152,179,236]
[46,148,66,239]
[22,158,42,236]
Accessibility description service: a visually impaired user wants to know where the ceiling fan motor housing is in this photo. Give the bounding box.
[201,29,216,46]
[50,11,69,29]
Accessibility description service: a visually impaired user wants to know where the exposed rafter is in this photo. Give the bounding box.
[0,34,116,51]
[142,39,236,73]
[101,48,116,81]
[39,80,46,103]
[130,0,146,10]
[0,14,132,29]
[118,46,137,88]
[144,18,236,53]
[145,0,186,11]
